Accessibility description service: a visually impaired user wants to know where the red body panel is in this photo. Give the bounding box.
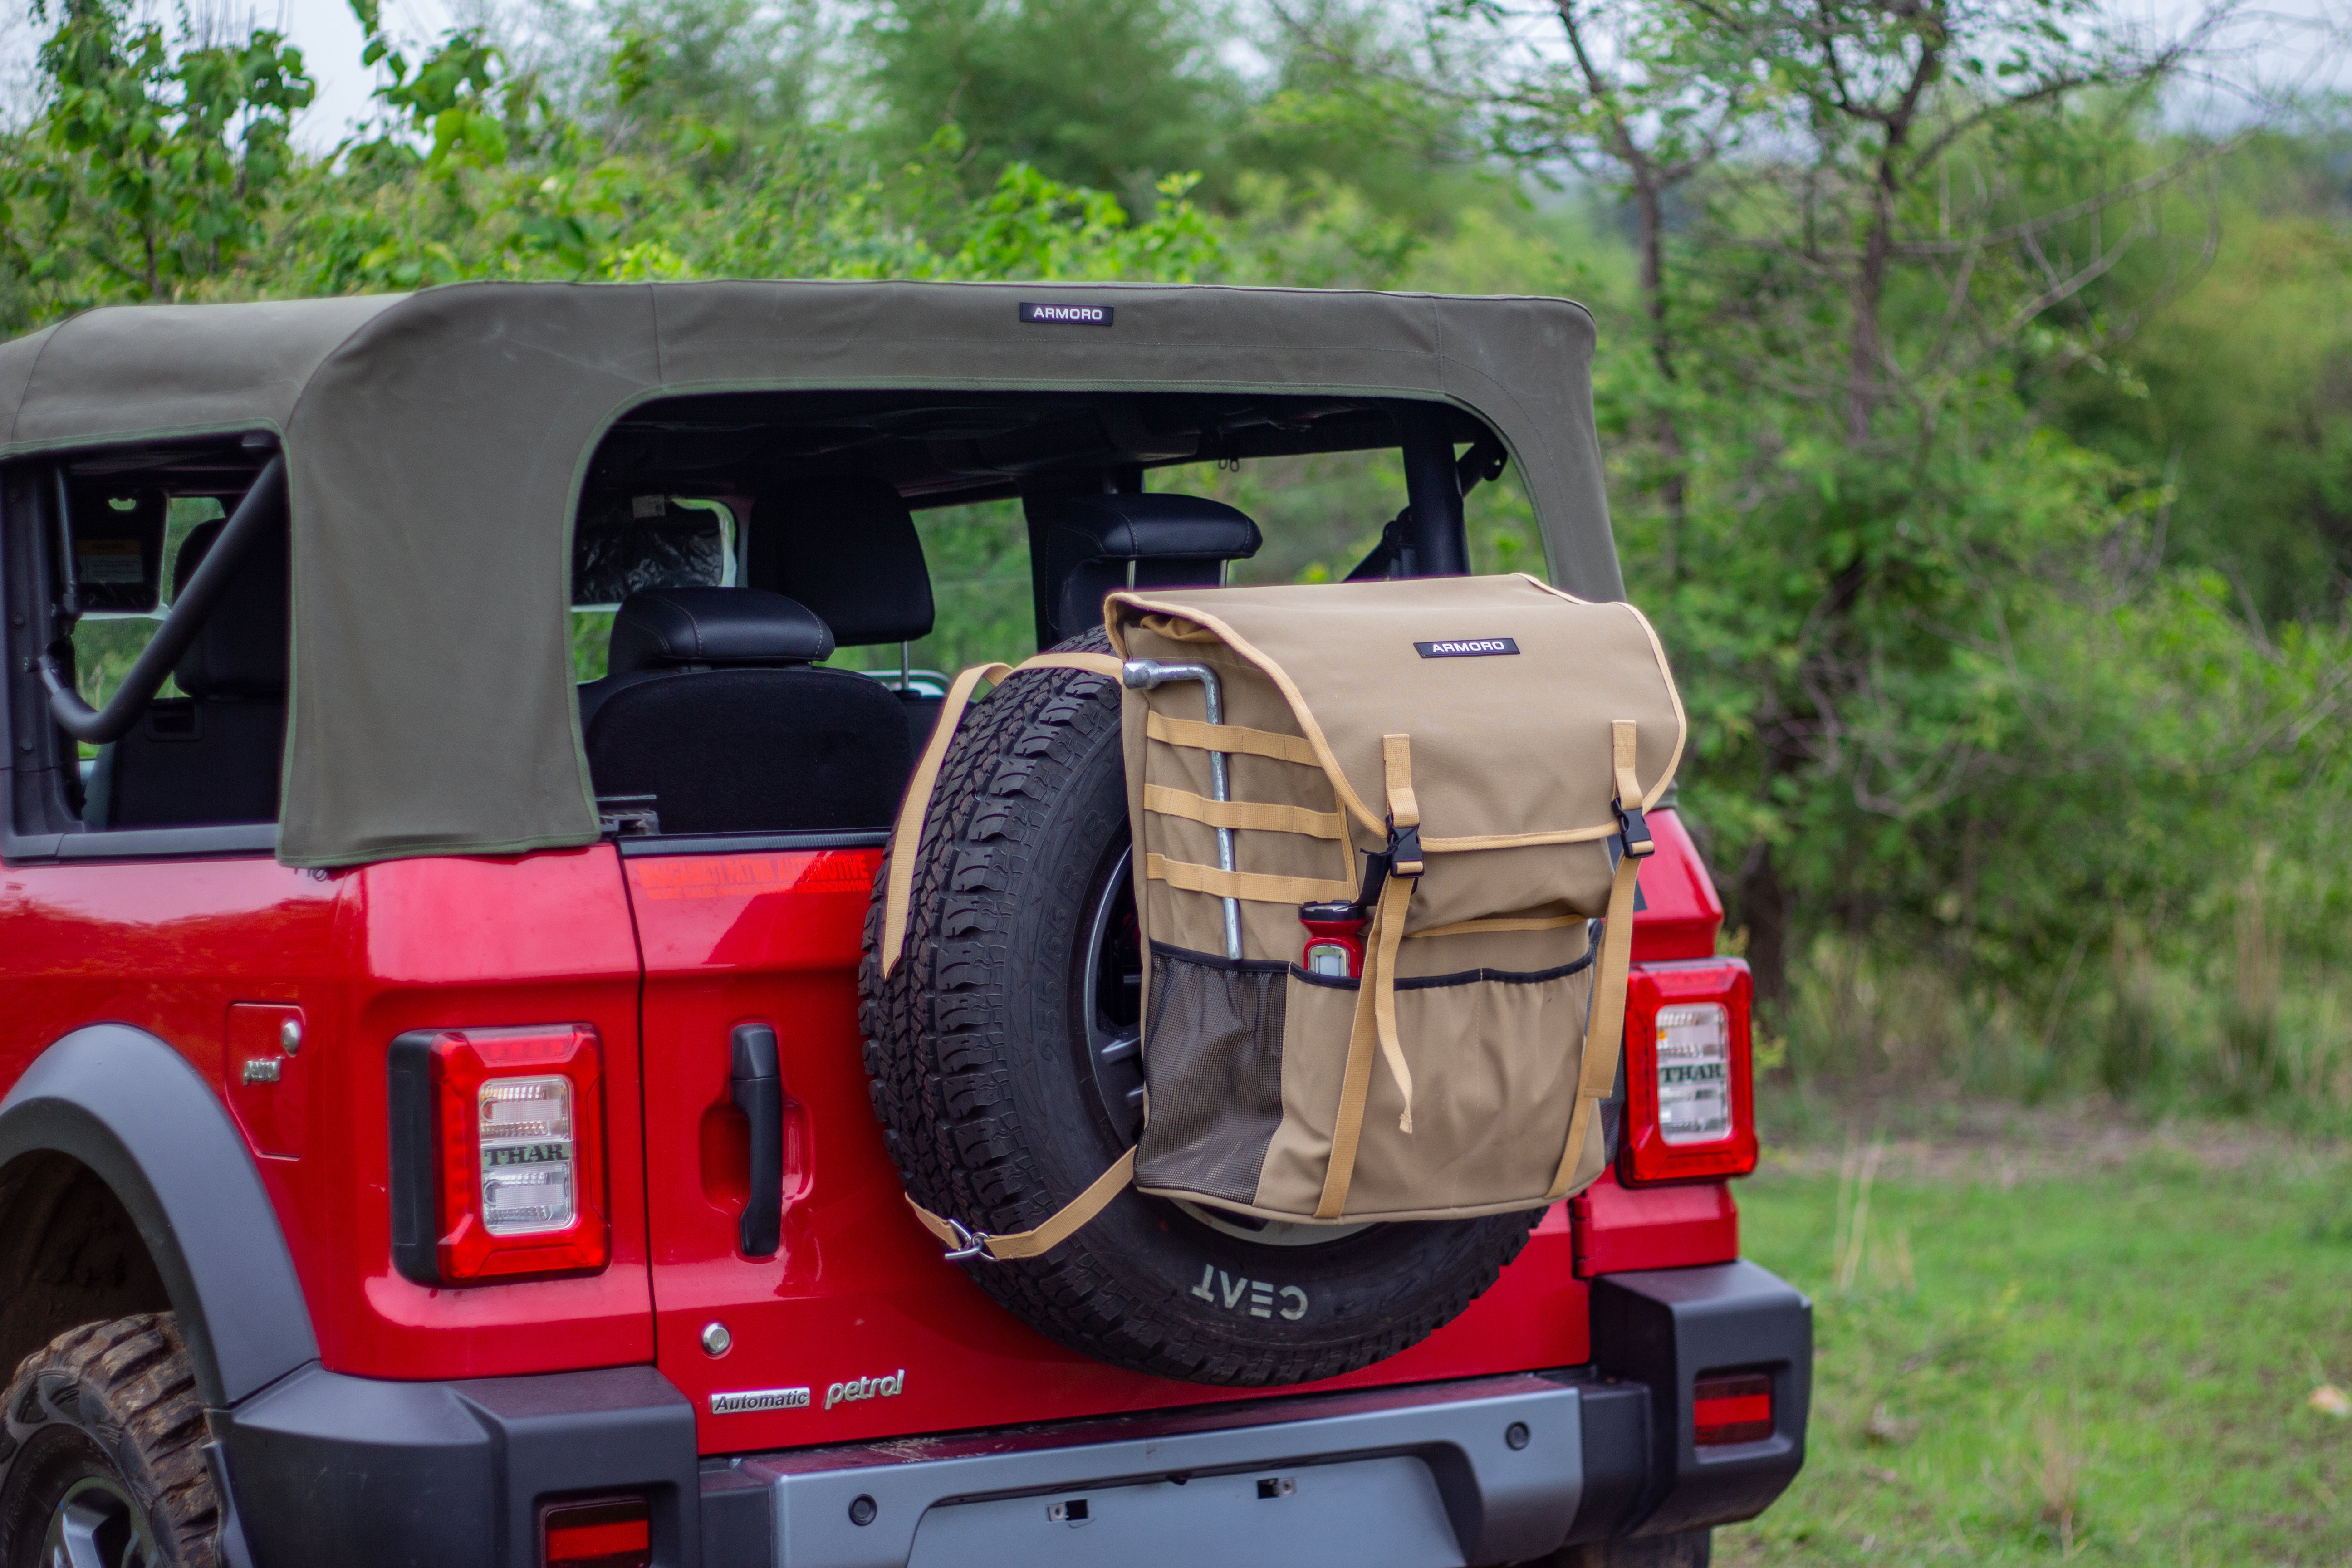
[2,807,1738,1438]
[0,847,655,1382]
[1569,1170,1740,1278]
[623,846,1601,1451]
[1627,808,1724,960]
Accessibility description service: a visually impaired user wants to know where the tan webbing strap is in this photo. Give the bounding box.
[1144,853,1352,905]
[1144,712,1323,768]
[1313,735,1427,1219]
[1142,784,1345,839]
[1611,718,1651,849]
[905,1148,1137,1261]
[1382,734,1422,869]
[880,661,1006,976]
[1313,868,1415,1218]
[1548,720,1651,1200]
[880,652,1126,976]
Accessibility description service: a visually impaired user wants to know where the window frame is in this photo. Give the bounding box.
[1,447,285,865]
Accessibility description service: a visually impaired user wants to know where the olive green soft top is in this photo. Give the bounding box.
[0,280,1619,866]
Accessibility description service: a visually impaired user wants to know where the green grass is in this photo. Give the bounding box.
[1716,1117,2352,1566]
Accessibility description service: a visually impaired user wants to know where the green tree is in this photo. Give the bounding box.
[1,0,313,306]
[858,0,1238,204]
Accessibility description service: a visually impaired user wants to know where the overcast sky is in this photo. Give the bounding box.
[2,0,2345,153]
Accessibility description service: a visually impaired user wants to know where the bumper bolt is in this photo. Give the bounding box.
[699,1321,732,1357]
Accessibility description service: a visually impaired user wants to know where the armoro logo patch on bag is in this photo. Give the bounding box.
[1414,637,1520,658]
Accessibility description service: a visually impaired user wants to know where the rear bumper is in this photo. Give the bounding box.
[216,1261,1808,1568]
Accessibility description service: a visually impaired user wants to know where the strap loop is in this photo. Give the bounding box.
[905,1148,1138,1262]
[1142,784,1345,839]
[1144,712,1324,768]
[1145,852,1352,905]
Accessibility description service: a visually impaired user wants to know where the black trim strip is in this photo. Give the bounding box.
[5,821,279,863]
[1150,939,1595,991]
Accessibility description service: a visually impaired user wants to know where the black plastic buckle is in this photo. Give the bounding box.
[1386,820,1424,877]
[1614,800,1654,858]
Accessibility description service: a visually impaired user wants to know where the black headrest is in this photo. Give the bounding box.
[1052,493,1263,565]
[1046,493,1261,642]
[607,588,835,676]
[753,478,935,647]
[172,516,290,699]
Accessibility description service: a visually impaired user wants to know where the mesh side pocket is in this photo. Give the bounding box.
[1134,947,1289,1206]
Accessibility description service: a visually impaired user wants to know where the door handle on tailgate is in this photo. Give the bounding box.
[730,1023,783,1258]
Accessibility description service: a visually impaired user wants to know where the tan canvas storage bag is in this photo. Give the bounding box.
[881,573,1686,1256]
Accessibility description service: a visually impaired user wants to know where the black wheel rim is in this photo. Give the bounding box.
[1079,841,1145,1146]
[39,1475,160,1568]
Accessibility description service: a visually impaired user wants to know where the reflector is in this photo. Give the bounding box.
[541,1496,651,1568]
[1693,1371,1774,1446]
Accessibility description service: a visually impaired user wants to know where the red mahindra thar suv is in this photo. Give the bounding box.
[0,281,1808,1568]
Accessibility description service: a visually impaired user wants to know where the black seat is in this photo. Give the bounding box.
[86,517,289,829]
[582,586,912,835]
[1043,493,1262,644]
[751,477,944,750]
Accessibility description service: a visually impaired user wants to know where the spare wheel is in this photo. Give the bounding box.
[858,631,1543,1387]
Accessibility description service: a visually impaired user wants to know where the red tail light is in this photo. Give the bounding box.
[389,1025,611,1284]
[541,1495,651,1568]
[1693,1371,1774,1446]
[1619,959,1758,1186]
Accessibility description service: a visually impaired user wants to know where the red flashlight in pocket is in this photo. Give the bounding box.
[1298,900,1369,978]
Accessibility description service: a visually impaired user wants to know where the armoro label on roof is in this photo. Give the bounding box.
[1414,637,1520,658]
[1019,301,1114,327]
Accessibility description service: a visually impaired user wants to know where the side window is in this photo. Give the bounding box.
[1144,450,1540,585]
[8,446,291,839]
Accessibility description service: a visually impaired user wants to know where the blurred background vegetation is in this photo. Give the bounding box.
[4,0,2349,1127]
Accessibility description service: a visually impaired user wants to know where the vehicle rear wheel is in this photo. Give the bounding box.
[859,631,1543,1387]
[0,1314,216,1568]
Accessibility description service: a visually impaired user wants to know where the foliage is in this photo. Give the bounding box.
[0,0,312,304]
[2,0,2348,1112]
[857,0,1237,206]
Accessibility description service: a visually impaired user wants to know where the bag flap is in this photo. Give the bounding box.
[1106,574,1685,854]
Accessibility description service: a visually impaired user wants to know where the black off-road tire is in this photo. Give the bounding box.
[0,1313,216,1568]
[859,631,1542,1387]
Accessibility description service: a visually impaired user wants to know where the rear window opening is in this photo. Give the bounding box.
[572,389,1532,845]
[3,393,1532,850]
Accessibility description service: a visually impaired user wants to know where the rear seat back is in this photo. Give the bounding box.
[582,586,912,834]
[1044,493,1261,645]
[752,477,944,748]
[87,516,289,828]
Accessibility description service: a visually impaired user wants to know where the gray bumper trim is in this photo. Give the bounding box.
[718,1372,1589,1568]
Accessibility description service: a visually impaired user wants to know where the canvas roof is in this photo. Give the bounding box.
[0,280,1619,866]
